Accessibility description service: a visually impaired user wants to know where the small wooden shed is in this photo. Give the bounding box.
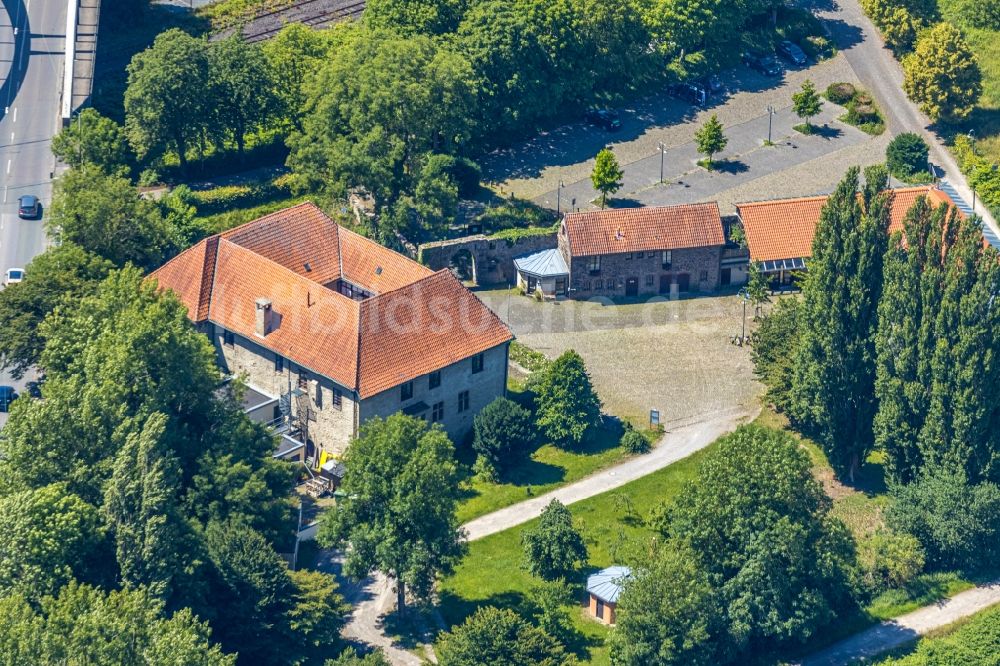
[586,565,632,625]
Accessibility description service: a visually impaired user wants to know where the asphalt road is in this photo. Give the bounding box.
[0,0,64,419]
[1,0,60,280]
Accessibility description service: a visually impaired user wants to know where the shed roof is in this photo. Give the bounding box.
[514,248,569,278]
[587,566,632,604]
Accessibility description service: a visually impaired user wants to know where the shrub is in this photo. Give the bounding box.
[521,499,587,581]
[857,530,925,595]
[620,428,651,455]
[472,397,535,479]
[437,606,572,666]
[885,468,1000,571]
[886,132,930,179]
[881,7,922,54]
[826,82,857,105]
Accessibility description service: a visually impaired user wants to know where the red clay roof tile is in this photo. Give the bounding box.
[564,203,726,256]
[150,203,512,398]
[736,186,958,263]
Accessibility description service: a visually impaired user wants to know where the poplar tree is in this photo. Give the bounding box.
[792,166,891,482]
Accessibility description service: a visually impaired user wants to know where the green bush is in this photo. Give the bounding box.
[826,82,857,105]
[472,397,535,479]
[190,178,292,215]
[509,341,551,373]
[886,468,1000,571]
[620,428,651,455]
[886,132,930,179]
[857,530,926,595]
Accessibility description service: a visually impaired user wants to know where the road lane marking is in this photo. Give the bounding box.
[11,108,15,123]
[5,160,9,175]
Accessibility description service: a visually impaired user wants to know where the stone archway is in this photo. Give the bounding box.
[449,249,478,285]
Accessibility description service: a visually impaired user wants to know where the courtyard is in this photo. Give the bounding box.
[478,289,764,426]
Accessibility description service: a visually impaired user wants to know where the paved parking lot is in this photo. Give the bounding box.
[480,289,763,426]
[483,52,890,215]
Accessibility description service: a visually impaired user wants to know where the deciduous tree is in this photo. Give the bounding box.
[437,606,572,666]
[591,148,624,207]
[0,243,111,379]
[52,108,132,174]
[472,396,534,479]
[48,165,178,270]
[522,499,588,581]
[261,23,331,131]
[208,35,280,157]
[694,115,727,168]
[608,544,721,666]
[903,22,982,122]
[653,425,856,652]
[534,350,602,449]
[124,28,212,169]
[792,79,823,130]
[317,414,465,614]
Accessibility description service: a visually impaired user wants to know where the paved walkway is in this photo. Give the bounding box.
[800,583,1000,665]
[464,405,752,540]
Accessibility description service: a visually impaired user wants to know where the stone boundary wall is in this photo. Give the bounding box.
[418,232,558,286]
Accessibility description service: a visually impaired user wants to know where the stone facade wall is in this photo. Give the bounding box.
[208,323,508,455]
[360,343,509,446]
[566,245,724,299]
[418,232,557,286]
[210,324,358,458]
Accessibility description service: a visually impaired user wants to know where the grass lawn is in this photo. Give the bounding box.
[870,602,1000,664]
[440,441,709,665]
[442,409,991,664]
[938,1,1000,162]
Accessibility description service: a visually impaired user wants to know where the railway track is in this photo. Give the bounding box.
[213,0,366,43]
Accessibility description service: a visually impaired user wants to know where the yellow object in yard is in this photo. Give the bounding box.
[317,450,329,471]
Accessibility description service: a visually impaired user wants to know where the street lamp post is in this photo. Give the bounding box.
[658,142,666,184]
[556,180,564,216]
[738,287,750,345]
[767,106,776,144]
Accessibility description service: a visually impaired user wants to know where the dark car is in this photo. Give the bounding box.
[743,52,783,77]
[777,40,808,66]
[0,386,17,412]
[585,109,622,131]
[700,74,725,95]
[25,380,42,399]
[667,82,707,106]
[17,194,39,219]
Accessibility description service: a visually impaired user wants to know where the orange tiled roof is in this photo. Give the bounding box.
[563,203,726,257]
[736,186,958,263]
[149,203,512,398]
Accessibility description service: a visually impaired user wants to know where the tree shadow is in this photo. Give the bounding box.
[810,123,845,140]
[502,458,566,487]
[438,590,530,630]
[712,159,750,175]
[608,197,644,208]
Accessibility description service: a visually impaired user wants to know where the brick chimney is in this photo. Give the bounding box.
[255,298,273,337]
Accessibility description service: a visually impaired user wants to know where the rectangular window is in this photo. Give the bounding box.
[333,388,343,410]
[298,371,308,389]
[314,383,323,409]
[471,353,484,374]
[274,355,284,373]
[588,256,601,274]
[458,390,470,413]
[645,275,654,287]
[625,252,632,260]
[700,270,709,282]
[594,279,602,290]
[432,401,444,422]
[401,381,414,402]
[223,330,235,347]
[662,250,672,269]
[429,370,441,390]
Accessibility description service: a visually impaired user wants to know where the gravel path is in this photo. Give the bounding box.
[799,584,1000,666]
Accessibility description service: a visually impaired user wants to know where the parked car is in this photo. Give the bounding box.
[0,386,17,412]
[700,74,725,95]
[777,40,808,66]
[25,379,43,399]
[4,268,24,286]
[585,109,622,131]
[743,51,783,77]
[17,194,39,219]
[667,82,707,106]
